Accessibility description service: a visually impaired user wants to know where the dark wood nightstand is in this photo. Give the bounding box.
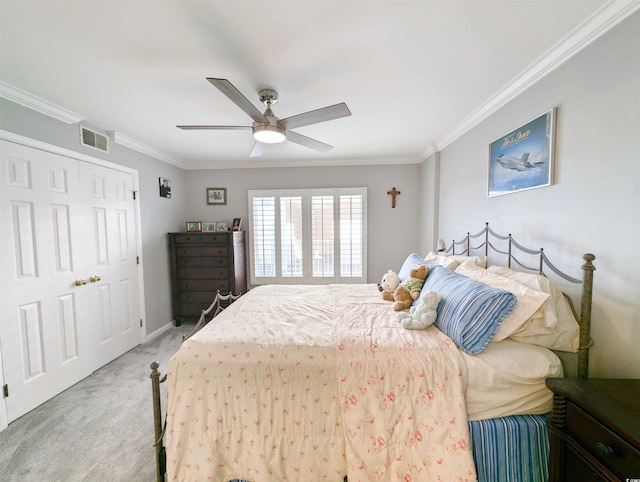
[546,378,640,481]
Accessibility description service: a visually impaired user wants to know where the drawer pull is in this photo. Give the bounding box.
[594,442,614,458]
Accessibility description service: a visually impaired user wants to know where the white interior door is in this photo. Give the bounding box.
[0,139,142,423]
[80,162,140,369]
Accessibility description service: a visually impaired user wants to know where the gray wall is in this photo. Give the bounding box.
[420,11,640,378]
[183,163,421,285]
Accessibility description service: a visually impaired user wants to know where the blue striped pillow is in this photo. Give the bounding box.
[423,265,517,355]
[398,252,426,281]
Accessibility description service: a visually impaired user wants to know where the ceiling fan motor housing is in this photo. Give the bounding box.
[258,89,279,105]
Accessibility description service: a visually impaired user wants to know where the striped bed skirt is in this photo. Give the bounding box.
[231,413,550,482]
[469,413,550,482]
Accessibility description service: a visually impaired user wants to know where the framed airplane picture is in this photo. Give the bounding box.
[488,108,556,197]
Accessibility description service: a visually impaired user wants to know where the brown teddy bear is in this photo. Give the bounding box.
[382,263,429,311]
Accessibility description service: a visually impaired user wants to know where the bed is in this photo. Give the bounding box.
[151,223,596,481]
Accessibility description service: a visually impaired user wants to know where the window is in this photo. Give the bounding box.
[249,188,366,284]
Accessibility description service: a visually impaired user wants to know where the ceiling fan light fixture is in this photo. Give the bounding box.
[253,124,286,144]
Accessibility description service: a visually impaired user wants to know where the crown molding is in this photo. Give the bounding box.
[0,80,84,124]
[178,154,419,170]
[435,0,640,151]
[108,131,183,167]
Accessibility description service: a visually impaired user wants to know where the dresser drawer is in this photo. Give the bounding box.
[175,279,230,291]
[563,445,608,482]
[179,303,213,318]
[172,233,228,244]
[566,402,640,477]
[176,267,230,280]
[174,246,229,257]
[179,290,230,304]
[176,256,229,268]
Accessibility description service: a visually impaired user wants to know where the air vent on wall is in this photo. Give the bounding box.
[80,126,109,152]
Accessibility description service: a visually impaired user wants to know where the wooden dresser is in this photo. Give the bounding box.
[168,231,246,326]
[546,378,640,482]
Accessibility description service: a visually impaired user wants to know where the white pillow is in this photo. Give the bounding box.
[423,251,459,270]
[487,265,580,352]
[455,260,550,341]
[463,339,563,421]
[425,251,487,269]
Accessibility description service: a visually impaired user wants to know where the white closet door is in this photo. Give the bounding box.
[0,140,141,423]
[0,141,93,421]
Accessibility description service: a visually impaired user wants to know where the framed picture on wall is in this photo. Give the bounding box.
[488,108,555,197]
[206,187,227,205]
[159,177,171,198]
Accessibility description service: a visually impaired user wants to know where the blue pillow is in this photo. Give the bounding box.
[398,253,426,281]
[422,265,517,355]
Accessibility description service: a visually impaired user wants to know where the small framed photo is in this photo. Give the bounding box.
[159,177,171,198]
[202,222,217,232]
[216,222,228,232]
[186,221,202,232]
[232,217,242,231]
[206,187,227,205]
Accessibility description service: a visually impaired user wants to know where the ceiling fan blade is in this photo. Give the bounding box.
[207,78,268,124]
[249,142,265,158]
[278,102,351,130]
[177,125,252,130]
[285,130,333,153]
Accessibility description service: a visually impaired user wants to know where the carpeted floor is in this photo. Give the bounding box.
[0,322,192,482]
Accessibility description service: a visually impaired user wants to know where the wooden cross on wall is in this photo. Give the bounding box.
[387,187,401,208]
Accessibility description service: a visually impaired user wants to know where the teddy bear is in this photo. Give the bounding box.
[396,290,442,329]
[377,270,400,294]
[382,263,429,311]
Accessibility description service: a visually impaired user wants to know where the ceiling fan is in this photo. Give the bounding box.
[177,78,352,157]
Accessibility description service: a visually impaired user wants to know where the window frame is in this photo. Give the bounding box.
[248,187,367,285]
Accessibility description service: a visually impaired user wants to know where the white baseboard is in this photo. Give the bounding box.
[144,321,174,344]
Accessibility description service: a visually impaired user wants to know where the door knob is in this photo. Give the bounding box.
[74,279,87,286]
[89,275,102,282]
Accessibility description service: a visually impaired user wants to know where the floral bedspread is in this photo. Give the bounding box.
[165,284,476,481]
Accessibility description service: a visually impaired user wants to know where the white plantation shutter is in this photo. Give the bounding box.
[280,196,303,277]
[251,196,276,277]
[311,195,334,277]
[249,188,366,284]
[340,194,364,277]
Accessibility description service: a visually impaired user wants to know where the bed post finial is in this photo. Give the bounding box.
[578,253,596,379]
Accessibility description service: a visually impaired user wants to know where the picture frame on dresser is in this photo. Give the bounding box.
[201,222,216,232]
[185,221,202,232]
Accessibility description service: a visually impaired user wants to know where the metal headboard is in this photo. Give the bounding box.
[440,222,596,378]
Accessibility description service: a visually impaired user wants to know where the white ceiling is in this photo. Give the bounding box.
[1,1,637,169]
